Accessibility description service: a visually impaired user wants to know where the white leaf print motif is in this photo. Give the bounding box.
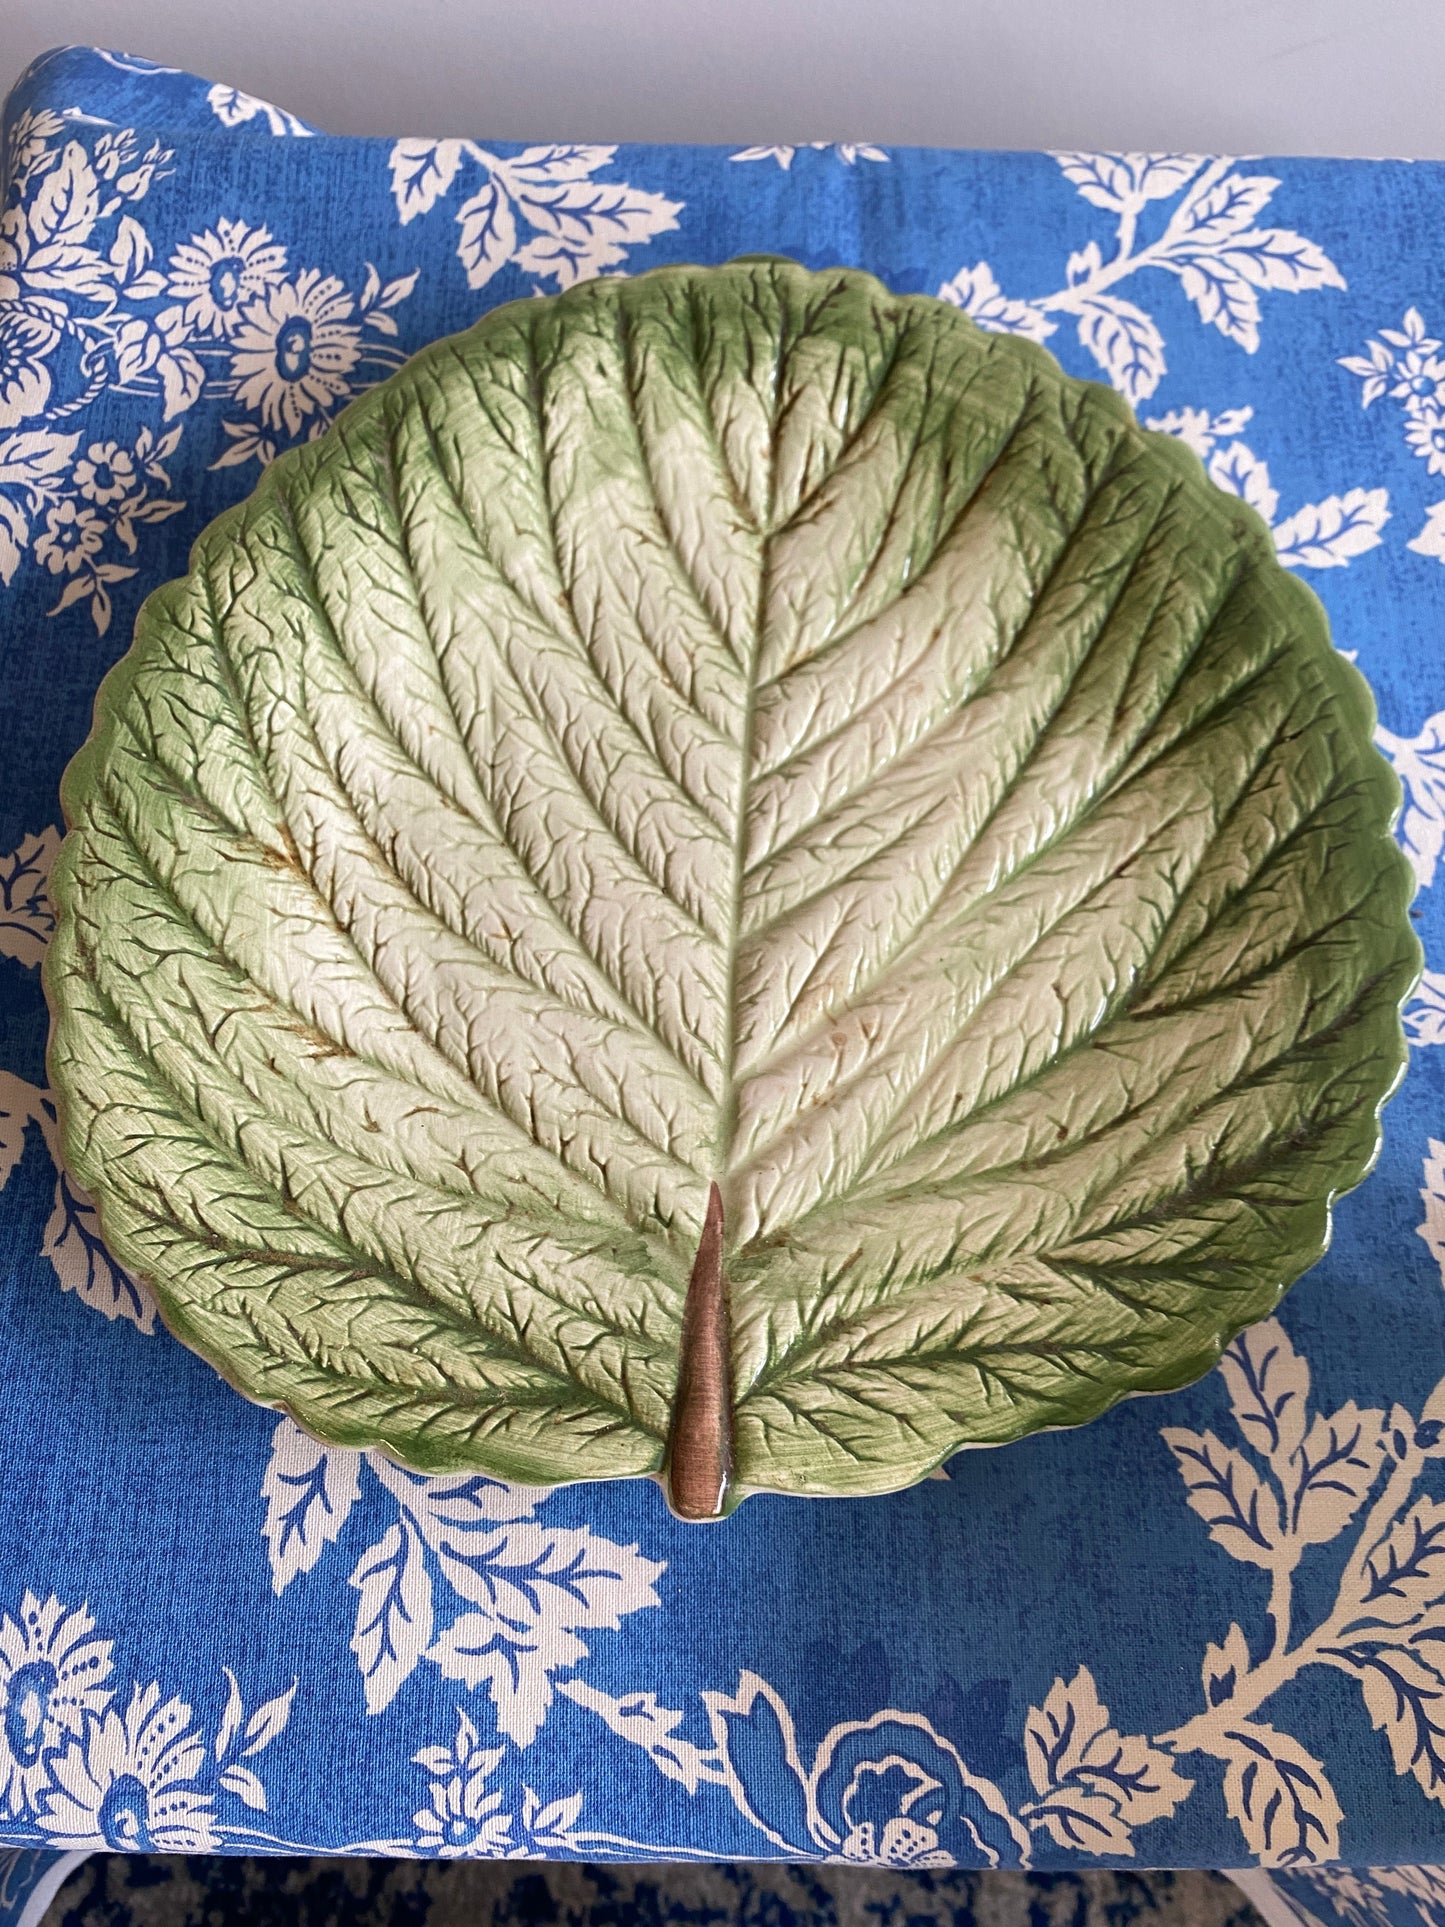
[939,157,1345,404]
[1209,442,1279,524]
[1418,1140,1445,1287]
[1161,1428,1285,1568]
[1218,1318,1309,1475]
[1073,294,1165,406]
[389,140,464,221]
[241,1680,298,1756]
[384,139,681,291]
[0,1071,155,1333]
[455,183,517,288]
[42,1169,156,1330]
[260,1419,362,1592]
[1405,973,1445,1047]
[1020,1666,1192,1857]
[1375,712,1445,887]
[1143,405,1255,459]
[1168,171,1278,247]
[350,1520,434,1716]
[423,1521,664,1746]
[1272,492,1393,569]
[258,1425,661,1738]
[1052,152,1203,212]
[730,144,888,169]
[557,1682,722,1793]
[1209,1722,1343,1866]
[218,1764,267,1810]
[0,828,58,968]
[206,83,314,136]
[1408,503,1445,563]
[214,1670,244,1762]
[1148,408,1389,574]
[937,263,1055,345]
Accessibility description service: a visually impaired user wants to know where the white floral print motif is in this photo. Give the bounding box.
[0,110,418,618]
[38,1684,219,1851]
[260,1419,663,1739]
[34,499,103,573]
[0,1595,112,1819]
[713,1676,1032,1866]
[940,155,1344,404]
[6,74,1445,1873]
[566,1668,1174,1868]
[387,141,681,292]
[0,105,189,631]
[730,144,888,169]
[210,261,417,470]
[411,1709,585,1858]
[165,219,288,338]
[562,1320,1445,1870]
[8,1312,1445,1870]
[0,1586,293,1850]
[1342,311,1445,563]
[1148,404,1389,570]
[36,1664,295,1850]
[72,441,135,505]
[227,268,363,435]
[1,419,183,635]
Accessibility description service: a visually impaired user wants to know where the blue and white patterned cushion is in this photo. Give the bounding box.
[3,42,1445,1883]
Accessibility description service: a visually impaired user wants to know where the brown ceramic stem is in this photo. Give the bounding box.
[664,1182,734,1521]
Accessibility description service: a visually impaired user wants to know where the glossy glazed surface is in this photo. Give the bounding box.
[45,258,1419,1513]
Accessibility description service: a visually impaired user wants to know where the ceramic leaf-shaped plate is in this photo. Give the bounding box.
[46,258,1418,1517]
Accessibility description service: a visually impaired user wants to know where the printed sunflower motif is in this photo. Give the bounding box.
[228,269,362,436]
[1388,347,1445,404]
[1405,402,1445,475]
[0,1592,113,1818]
[165,219,288,339]
[37,1682,217,1850]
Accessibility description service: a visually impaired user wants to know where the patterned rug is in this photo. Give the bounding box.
[41,1857,1264,1927]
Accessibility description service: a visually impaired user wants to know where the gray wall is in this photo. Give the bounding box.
[2,0,1444,156]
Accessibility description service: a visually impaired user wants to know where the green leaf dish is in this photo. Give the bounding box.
[45,257,1420,1519]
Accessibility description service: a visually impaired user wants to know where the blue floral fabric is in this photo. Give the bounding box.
[4,39,1445,1877]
